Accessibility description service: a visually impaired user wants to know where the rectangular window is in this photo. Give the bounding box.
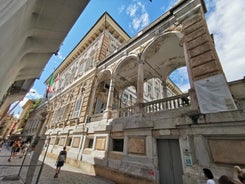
[50,111,58,124]
[47,112,53,125]
[94,98,105,113]
[34,120,37,129]
[85,58,90,72]
[87,138,94,149]
[122,93,128,104]
[64,72,73,87]
[50,137,55,145]
[55,137,60,145]
[148,85,152,93]
[72,96,84,118]
[57,106,65,122]
[78,61,85,75]
[112,139,124,152]
[66,137,72,147]
[59,137,65,146]
[62,104,71,121]
[34,119,39,129]
[59,78,64,89]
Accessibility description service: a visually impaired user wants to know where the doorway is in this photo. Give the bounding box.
[157,139,183,184]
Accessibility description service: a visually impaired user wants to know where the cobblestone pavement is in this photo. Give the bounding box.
[0,146,115,184]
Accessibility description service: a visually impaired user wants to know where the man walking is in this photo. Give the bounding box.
[54,146,67,178]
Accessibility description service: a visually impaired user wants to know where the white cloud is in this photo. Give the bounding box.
[179,83,190,93]
[132,12,149,30]
[169,67,190,92]
[206,0,245,81]
[127,4,137,17]
[19,97,29,107]
[126,1,150,32]
[25,88,42,99]
[118,5,125,14]
[10,88,42,119]
[14,113,20,119]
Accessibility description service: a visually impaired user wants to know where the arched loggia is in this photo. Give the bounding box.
[140,31,192,112]
[89,31,193,119]
[91,70,112,115]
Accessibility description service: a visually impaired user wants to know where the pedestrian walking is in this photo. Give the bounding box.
[8,137,22,162]
[19,141,30,158]
[54,146,67,178]
[203,168,216,184]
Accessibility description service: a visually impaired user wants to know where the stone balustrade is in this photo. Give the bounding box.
[88,93,191,121]
[144,93,190,113]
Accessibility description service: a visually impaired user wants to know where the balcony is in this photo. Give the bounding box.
[88,93,191,122]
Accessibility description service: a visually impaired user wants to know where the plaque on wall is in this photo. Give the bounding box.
[209,139,245,165]
[95,137,106,150]
[59,137,65,146]
[72,137,80,148]
[194,74,237,113]
[128,136,146,155]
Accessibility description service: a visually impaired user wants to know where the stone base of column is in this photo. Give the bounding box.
[103,109,112,119]
[134,103,144,113]
[188,88,199,112]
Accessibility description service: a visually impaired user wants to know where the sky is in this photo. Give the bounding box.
[11,0,245,117]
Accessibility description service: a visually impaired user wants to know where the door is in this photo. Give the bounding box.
[157,139,183,184]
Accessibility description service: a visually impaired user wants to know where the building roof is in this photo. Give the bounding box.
[45,12,131,83]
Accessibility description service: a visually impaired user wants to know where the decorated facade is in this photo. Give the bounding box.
[33,0,245,183]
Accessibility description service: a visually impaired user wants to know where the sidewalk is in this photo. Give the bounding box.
[0,146,115,184]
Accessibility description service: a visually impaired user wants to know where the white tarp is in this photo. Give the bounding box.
[194,74,237,114]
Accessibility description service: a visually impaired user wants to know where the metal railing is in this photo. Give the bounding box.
[0,137,50,184]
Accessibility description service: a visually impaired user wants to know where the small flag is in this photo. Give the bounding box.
[53,73,60,92]
[46,73,55,98]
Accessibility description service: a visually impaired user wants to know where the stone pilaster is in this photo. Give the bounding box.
[182,12,237,113]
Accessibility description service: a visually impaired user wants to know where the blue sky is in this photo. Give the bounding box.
[33,0,181,96]
[12,0,245,117]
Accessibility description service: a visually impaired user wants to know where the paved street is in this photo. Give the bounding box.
[0,146,115,184]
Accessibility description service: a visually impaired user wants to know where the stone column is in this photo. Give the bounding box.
[25,135,46,184]
[103,77,115,119]
[87,84,97,117]
[161,80,168,98]
[135,56,144,113]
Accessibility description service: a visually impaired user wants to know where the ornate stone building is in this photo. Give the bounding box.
[22,99,47,141]
[15,99,35,134]
[38,0,245,184]
[0,114,17,139]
